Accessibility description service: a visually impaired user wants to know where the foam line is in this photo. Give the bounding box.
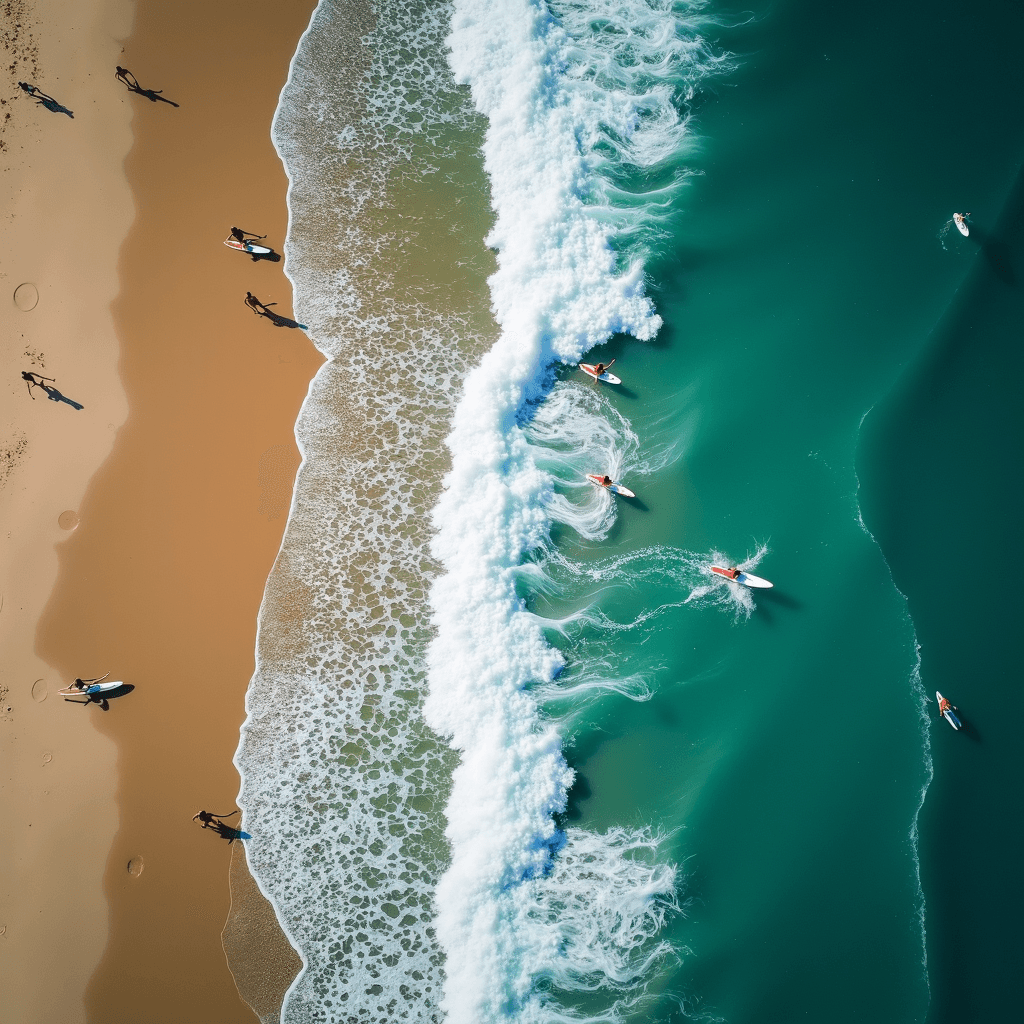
[426,1,720,1019]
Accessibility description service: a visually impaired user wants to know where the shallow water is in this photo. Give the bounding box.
[236,1,1024,1021]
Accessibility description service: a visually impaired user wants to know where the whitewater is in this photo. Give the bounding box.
[425,1,722,1021]
[234,1,729,1022]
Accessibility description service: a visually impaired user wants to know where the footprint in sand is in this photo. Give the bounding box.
[31,678,47,702]
[14,283,39,311]
[42,752,52,765]
[127,856,144,878]
[58,510,79,531]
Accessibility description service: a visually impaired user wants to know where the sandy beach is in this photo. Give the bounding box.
[1,1,318,1021]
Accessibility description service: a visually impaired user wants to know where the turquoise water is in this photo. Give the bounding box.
[237,1,1024,1021]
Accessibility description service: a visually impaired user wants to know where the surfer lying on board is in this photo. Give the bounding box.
[591,359,615,378]
[599,475,613,486]
[722,567,741,580]
[230,226,267,244]
[938,696,953,715]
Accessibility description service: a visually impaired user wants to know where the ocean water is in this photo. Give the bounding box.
[235,1,1024,1022]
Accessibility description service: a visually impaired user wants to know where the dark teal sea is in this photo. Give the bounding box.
[563,0,1024,1019]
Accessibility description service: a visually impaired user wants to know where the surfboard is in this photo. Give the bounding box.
[936,691,962,731]
[580,363,622,385]
[953,213,969,237]
[59,680,125,696]
[224,238,274,255]
[586,474,635,498]
[710,565,773,589]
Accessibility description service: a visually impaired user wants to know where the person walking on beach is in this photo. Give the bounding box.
[193,809,239,830]
[231,226,267,244]
[244,292,308,330]
[22,371,84,410]
[22,370,55,398]
[18,81,74,117]
[115,66,179,107]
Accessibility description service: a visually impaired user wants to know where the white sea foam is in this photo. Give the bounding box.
[426,2,721,1020]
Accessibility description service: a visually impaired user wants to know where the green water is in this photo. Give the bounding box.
[553,0,1024,1019]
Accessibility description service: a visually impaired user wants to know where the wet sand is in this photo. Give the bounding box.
[1,0,318,1021]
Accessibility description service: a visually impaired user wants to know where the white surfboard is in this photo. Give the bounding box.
[580,363,622,385]
[936,691,962,731]
[224,238,274,255]
[953,213,969,237]
[59,680,125,696]
[586,474,635,498]
[710,565,773,589]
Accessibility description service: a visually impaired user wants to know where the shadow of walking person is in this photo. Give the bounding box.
[18,81,74,118]
[114,66,180,107]
[244,291,307,330]
[21,371,84,409]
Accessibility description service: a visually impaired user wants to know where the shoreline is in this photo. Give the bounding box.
[2,1,319,1021]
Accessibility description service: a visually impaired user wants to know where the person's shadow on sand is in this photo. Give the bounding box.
[18,81,73,117]
[244,292,307,330]
[114,66,180,107]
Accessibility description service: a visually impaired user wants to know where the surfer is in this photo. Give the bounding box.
[722,567,741,580]
[938,695,953,715]
[592,359,615,378]
[600,475,612,486]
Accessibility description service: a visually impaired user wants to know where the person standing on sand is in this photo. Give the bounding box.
[193,809,238,830]
[231,226,266,244]
[22,370,55,398]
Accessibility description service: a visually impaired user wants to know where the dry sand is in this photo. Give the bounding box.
[1,0,318,1021]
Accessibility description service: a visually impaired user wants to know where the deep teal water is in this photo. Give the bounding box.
[554,0,1024,1020]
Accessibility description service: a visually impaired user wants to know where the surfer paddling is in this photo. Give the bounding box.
[591,360,615,378]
